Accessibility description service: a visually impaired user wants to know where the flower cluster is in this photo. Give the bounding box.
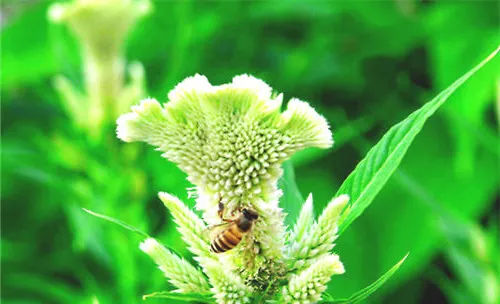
[117,74,347,303]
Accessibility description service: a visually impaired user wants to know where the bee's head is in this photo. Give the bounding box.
[242,208,259,221]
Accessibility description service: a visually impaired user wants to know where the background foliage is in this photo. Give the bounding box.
[2,1,498,303]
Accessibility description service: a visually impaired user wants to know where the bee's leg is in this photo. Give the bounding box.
[217,200,224,219]
[218,199,232,222]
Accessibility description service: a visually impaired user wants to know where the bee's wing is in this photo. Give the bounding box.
[204,222,231,240]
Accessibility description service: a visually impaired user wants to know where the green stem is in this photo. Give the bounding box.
[83,44,125,138]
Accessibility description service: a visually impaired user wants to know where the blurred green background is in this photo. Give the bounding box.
[2,0,499,303]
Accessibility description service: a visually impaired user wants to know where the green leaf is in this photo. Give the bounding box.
[320,254,409,304]
[279,161,304,226]
[142,291,213,302]
[336,46,500,235]
[83,208,150,238]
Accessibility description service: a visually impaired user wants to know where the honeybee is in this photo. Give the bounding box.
[210,201,259,253]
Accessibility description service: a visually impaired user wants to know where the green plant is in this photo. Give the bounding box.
[88,45,498,303]
[2,1,498,303]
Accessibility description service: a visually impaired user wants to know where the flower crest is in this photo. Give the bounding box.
[117,74,332,214]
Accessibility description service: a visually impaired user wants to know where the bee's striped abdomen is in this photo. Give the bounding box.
[211,225,243,253]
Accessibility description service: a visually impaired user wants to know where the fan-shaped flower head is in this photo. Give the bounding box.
[49,0,151,53]
[117,74,338,294]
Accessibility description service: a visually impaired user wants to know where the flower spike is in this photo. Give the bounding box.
[140,238,210,294]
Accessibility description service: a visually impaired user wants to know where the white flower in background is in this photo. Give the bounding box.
[49,0,151,53]
[48,0,150,137]
[118,74,347,303]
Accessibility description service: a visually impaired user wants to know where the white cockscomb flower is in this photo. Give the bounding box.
[117,74,348,303]
[117,74,333,288]
[117,74,332,210]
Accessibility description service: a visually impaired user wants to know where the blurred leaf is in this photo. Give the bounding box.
[83,208,150,238]
[433,274,477,304]
[294,167,338,217]
[336,46,500,235]
[142,291,212,302]
[320,254,408,304]
[3,273,83,303]
[1,2,79,88]
[439,216,500,304]
[1,2,52,87]
[446,245,493,303]
[252,1,422,88]
[279,161,304,227]
[291,114,375,168]
[66,202,111,261]
[426,2,500,176]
